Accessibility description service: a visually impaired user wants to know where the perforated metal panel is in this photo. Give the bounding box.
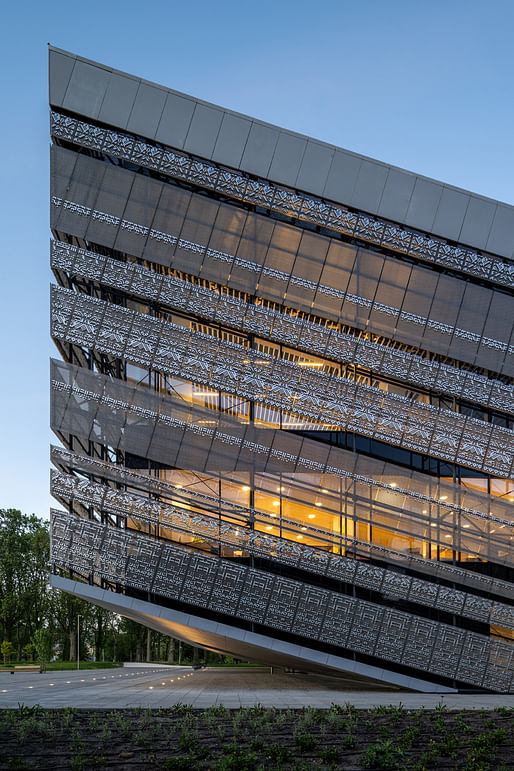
[50,510,514,692]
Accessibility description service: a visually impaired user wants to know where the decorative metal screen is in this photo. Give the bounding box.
[51,444,514,603]
[51,288,514,477]
[50,509,514,693]
[51,240,513,414]
[50,469,514,630]
[50,111,514,290]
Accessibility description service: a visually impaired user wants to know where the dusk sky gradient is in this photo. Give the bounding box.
[1,0,513,518]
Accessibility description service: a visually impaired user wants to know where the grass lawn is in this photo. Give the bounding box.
[1,703,512,769]
[0,661,122,671]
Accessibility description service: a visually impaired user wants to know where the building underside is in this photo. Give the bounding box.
[49,47,514,692]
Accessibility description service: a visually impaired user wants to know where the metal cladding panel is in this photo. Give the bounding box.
[97,73,139,128]
[432,187,470,242]
[126,83,167,138]
[487,204,514,257]
[268,132,307,188]
[351,160,389,214]
[49,49,514,259]
[62,60,111,119]
[49,50,75,106]
[211,113,252,168]
[459,196,496,250]
[295,141,334,197]
[323,149,361,204]
[240,122,279,177]
[50,148,513,377]
[404,177,443,233]
[377,169,416,223]
[184,103,224,158]
[50,112,514,288]
[155,92,195,148]
[50,510,514,692]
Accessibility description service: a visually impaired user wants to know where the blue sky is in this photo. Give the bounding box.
[1,0,513,518]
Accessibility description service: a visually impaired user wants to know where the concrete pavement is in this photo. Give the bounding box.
[0,666,513,710]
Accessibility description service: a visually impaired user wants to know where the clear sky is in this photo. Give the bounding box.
[1,0,513,519]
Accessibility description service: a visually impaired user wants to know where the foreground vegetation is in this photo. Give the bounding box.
[1,703,513,770]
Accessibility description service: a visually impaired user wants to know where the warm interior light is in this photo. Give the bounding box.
[270,513,277,518]
[301,527,307,531]
[298,361,323,367]
[276,486,285,492]
[242,486,251,491]
[439,495,448,501]
[389,483,397,488]
[321,488,328,493]
[272,501,280,506]
[297,535,303,539]
[315,501,322,507]
[308,514,316,519]
[444,534,451,538]
[463,524,470,528]
[175,484,183,489]
[266,526,272,530]
[430,523,437,527]
[422,510,428,514]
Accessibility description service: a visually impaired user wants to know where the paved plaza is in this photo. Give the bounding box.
[0,666,513,710]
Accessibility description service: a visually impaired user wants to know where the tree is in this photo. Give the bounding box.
[1,641,13,664]
[0,510,49,658]
[33,628,53,665]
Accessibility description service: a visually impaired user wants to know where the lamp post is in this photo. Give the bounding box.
[77,615,82,670]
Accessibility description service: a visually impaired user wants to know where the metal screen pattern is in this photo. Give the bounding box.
[50,509,514,693]
[50,444,514,601]
[50,359,514,537]
[51,240,513,414]
[50,111,514,289]
[51,286,514,477]
[50,192,513,379]
[50,469,514,630]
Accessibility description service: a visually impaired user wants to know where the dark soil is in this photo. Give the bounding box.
[1,703,513,770]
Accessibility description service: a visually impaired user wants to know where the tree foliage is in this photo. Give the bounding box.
[0,508,233,665]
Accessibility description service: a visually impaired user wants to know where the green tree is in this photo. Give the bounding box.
[33,628,53,665]
[0,509,49,658]
[1,640,13,664]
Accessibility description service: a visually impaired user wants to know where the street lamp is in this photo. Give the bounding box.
[77,615,82,670]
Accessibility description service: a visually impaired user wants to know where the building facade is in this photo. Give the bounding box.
[49,47,514,692]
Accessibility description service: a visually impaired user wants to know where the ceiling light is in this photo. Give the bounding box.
[266,526,272,530]
[272,501,280,506]
[308,514,315,519]
[297,535,303,539]
[277,486,285,492]
[321,488,328,493]
[439,495,448,501]
[242,486,251,491]
[430,523,437,527]
[315,502,322,507]
[389,483,397,488]
[422,510,428,514]
[298,361,323,367]
[301,527,307,531]
[463,524,470,528]
[175,484,183,489]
